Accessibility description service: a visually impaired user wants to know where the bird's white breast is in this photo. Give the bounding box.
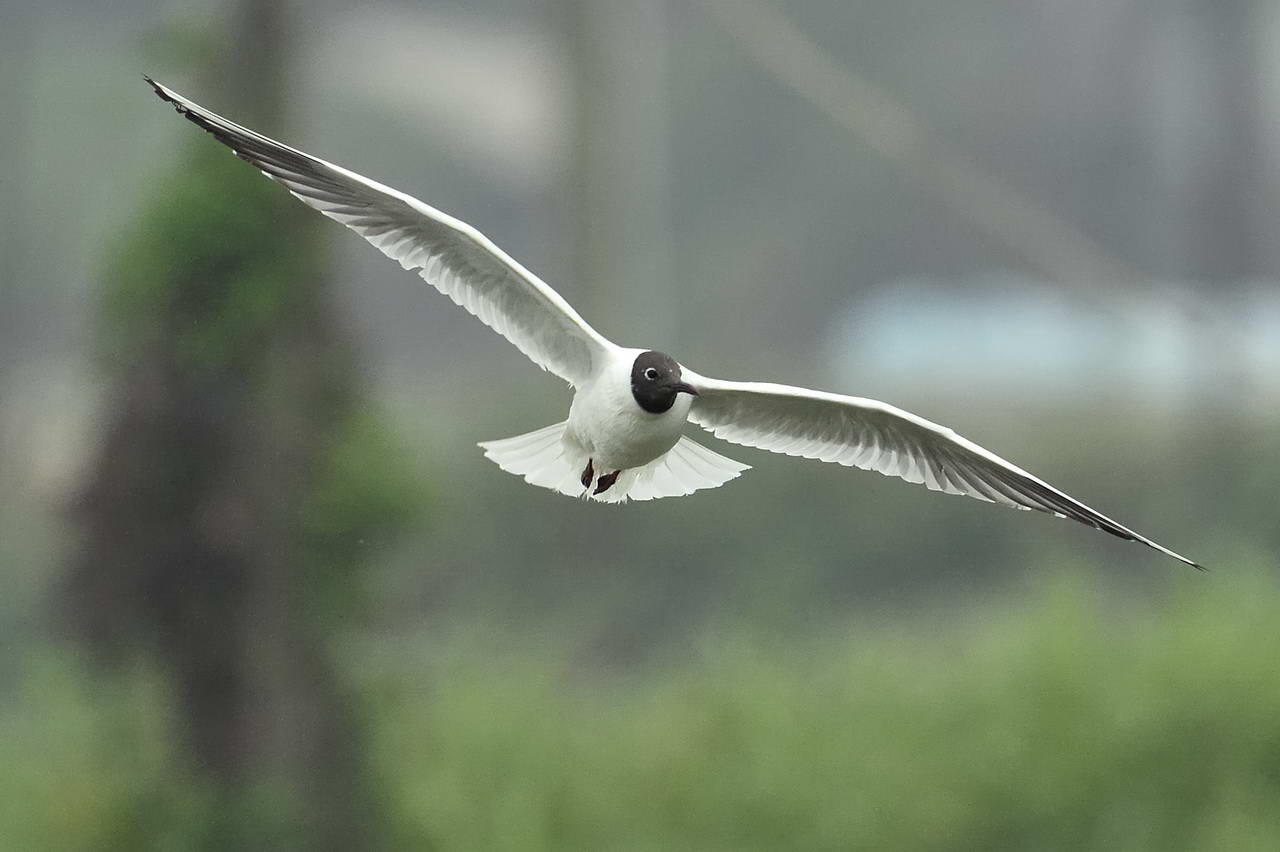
[565,348,692,471]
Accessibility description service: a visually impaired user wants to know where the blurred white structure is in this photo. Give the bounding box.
[828,274,1280,404]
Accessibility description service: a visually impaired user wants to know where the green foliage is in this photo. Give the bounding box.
[0,654,212,852]
[300,406,432,619]
[362,571,1280,852]
[12,570,1280,850]
[303,407,431,558]
[100,143,319,376]
[80,111,430,850]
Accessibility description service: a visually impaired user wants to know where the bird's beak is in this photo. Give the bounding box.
[672,381,699,397]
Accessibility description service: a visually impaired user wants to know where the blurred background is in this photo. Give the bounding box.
[2,0,1279,849]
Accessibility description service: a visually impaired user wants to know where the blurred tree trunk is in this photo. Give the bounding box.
[1191,0,1266,281]
[1136,0,1268,282]
[65,1,422,848]
[557,0,674,342]
[0,5,34,396]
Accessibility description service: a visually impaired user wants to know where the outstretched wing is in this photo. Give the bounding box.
[147,77,614,387]
[685,373,1204,570]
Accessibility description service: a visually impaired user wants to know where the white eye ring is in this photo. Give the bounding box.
[644,367,659,381]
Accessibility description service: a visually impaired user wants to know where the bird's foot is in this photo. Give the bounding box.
[593,470,621,495]
[580,458,594,489]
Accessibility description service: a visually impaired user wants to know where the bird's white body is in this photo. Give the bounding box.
[146,77,1204,568]
[566,348,693,472]
[480,348,745,503]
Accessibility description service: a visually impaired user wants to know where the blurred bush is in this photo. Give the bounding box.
[359,573,1280,851]
[11,568,1278,850]
[0,656,210,851]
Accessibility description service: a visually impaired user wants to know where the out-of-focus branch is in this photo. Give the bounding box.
[700,0,1143,290]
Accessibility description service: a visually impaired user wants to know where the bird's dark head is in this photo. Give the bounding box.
[631,350,698,413]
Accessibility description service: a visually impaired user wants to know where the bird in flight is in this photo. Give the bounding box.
[146,77,1204,571]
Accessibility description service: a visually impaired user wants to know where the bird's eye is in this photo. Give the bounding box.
[644,367,660,381]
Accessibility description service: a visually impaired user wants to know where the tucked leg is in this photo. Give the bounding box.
[593,469,621,495]
[580,458,594,489]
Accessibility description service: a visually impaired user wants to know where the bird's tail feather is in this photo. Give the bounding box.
[478,420,585,498]
[479,424,749,502]
[592,436,750,503]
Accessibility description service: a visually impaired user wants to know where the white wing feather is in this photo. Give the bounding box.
[147,77,613,387]
[685,373,1203,570]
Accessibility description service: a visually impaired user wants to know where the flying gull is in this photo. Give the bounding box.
[145,77,1204,571]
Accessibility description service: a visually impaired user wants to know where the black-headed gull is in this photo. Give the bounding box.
[146,78,1204,571]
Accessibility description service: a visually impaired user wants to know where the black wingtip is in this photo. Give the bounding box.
[1175,552,1209,573]
[144,75,177,106]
